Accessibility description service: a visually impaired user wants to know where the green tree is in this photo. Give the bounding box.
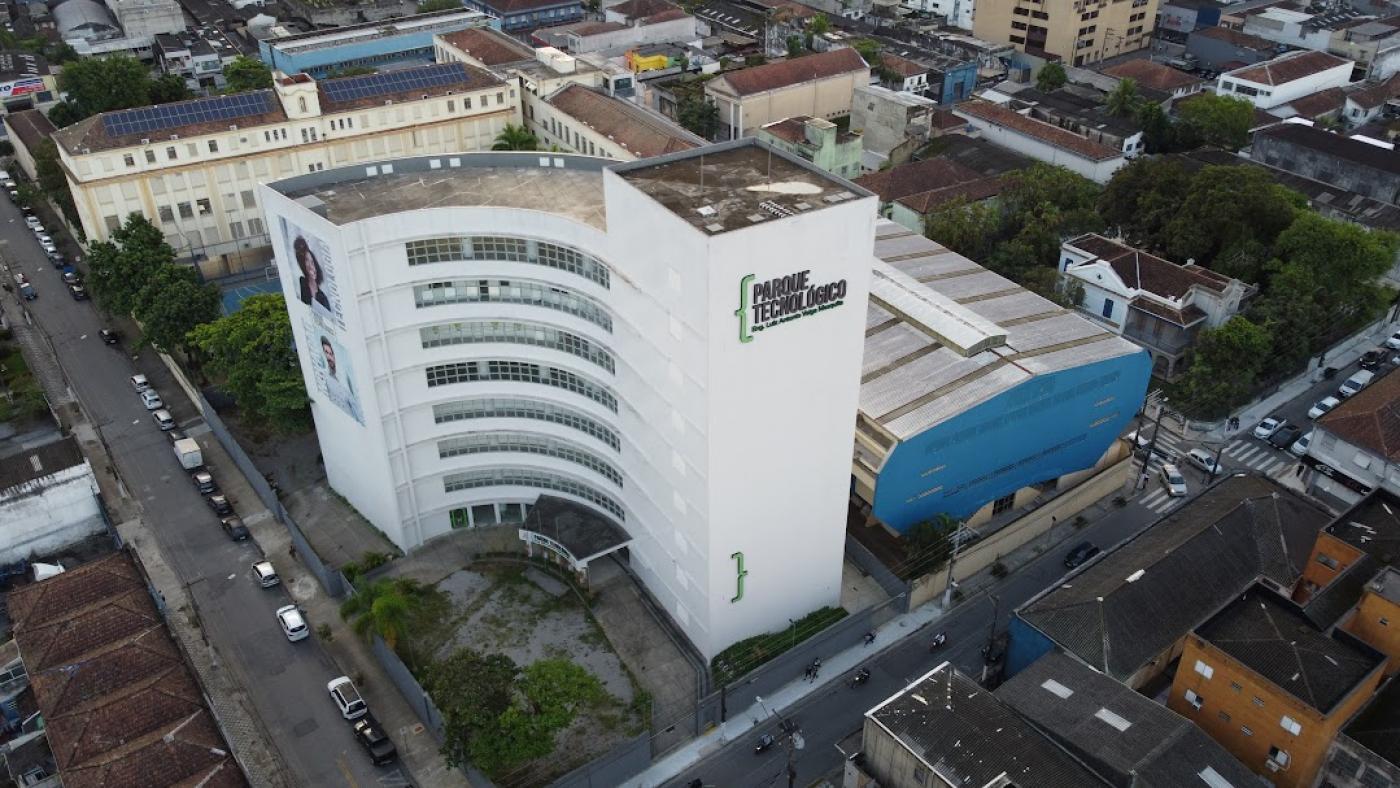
[187,294,310,432]
[47,102,84,128]
[428,649,521,769]
[1098,156,1193,247]
[340,578,421,650]
[1135,101,1175,154]
[677,95,720,139]
[57,55,151,118]
[492,123,538,151]
[87,214,173,314]
[851,38,881,66]
[808,12,830,36]
[786,34,805,58]
[1105,78,1140,117]
[1177,316,1271,418]
[1176,93,1255,151]
[222,55,273,94]
[998,163,1103,239]
[1163,165,1304,279]
[150,73,193,104]
[518,659,603,727]
[33,140,78,227]
[1036,61,1067,92]
[924,197,1002,263]
[131,265,222,352]
[417,0,462,9]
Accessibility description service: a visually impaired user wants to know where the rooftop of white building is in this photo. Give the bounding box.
[859,222,1144,443]
[264,8,494,53]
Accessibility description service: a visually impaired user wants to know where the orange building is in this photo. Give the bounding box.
[1168,589,1387,788]
[1345,567,1400,674]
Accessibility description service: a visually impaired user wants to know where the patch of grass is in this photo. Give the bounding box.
[710,606,847,686]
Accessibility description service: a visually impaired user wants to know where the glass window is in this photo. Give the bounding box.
[413,279,612,332]
[158,206,175,223]
[1184,689,1203,709]
[1280,716,1302,735]
[145,149,156,164]
[1194,660,1213,679]
[471,504,497,525]
[123,153,135,167]
[425,361,617,412]
[420,321,614,373]
[443,468,624,520]
[438,431,623,487]
[992,493,1015,515]
[1102,298,1114,319]
[166,147,178,160]
[196,198,212,215]
[433,398,619,450]
[178,202,193,219]
[241,190,256,209]
[208,140,219,153]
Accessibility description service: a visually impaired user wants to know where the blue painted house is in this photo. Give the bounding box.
[462,0,584,32]
[258,9,498,77]
[854,222,1150,534]
[877,50,978,106]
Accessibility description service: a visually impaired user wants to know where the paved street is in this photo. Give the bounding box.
[0,202,398,786]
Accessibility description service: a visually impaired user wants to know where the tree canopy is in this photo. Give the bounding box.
[1105,78,1140,117]
[1162,165,1306,281]
[678,95,720,139]
[223,56,274,94]
[87,214,173,315]
[1176,317,1272,419]
[1036,62,1067,92]
[131,264,222,353]
[187,294,310,432]
[57,55,152,119]
[1176,93,1255,151]
[417,0,463,10]
[492,123,539,151]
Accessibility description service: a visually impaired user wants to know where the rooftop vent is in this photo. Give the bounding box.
[1040,679,1073,699]
[1094,708,1132,732]
[759,200,795,218]
[696,205,716,217]
[746,213,767,223]
[705,223,724,233]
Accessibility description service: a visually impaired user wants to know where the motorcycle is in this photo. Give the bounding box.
[849,667,871,688]
[754,733,776,755]
[929,632,948,651]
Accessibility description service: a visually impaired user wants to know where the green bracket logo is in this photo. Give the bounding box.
[730,551,747,603]
[735,274,755,344]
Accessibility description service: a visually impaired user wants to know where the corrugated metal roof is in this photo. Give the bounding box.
[870,260,1007,356]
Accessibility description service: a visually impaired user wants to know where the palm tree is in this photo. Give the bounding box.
[340,578,418,650]
[492,123,538,151]
[1107,78,1140,118]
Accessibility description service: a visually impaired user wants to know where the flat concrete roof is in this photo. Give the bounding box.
[611,140,866,235]
[861,222,1142,443]
[272,153,609,229]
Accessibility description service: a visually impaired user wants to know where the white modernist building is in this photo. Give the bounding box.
[259,143,876,658]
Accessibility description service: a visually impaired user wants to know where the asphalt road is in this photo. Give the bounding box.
[0,201,393,787]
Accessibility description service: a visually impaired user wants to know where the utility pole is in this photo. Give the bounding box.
[1139,396,1168,490]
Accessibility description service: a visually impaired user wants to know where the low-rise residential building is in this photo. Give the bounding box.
[54,63,521,274]
[849,84,939,169]
[1187,25,1289,72]
[533,82,702,159]
[954,98,1129,183]
[848,662,1110,788]
[876,50,978,105]
[1243,5,1368,51]
[1330,18,1400,81]
[154,29,240,92]
[1011,86,1146,158]
[756,115,862,177]
[1319,676,1400,788]
[7,551,248,788]
[1344,73,1400,127]
[1167,588,1386,788]
[1101,57,1205,104]
[0,437,102,565]
[0,52,54,114]
[1217,50,1355,110]
[1010,474,1334,688]
[258,10,498,78]
[1157,0,1226,41]
[996,651,1263,787]
[1059,234,1255,378]
[877,51,930,95]
[852,221,1148,533]
[855,156,1007,230]
[461,0,584,32]
[1251,121,1400,206]
[897,0,973,31]
[3,108,55,181]
[536,9,696,54]
[705,48,870,139]
[1307,382,1400,517]
[1346,567,1400,672]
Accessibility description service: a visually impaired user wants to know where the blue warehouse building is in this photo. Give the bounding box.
[259,9,498,78]
[461,0,584,32]
[853,222,1151,534]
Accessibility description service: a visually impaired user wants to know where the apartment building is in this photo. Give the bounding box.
[53,63,520,273]
[972,0,1159,66]
[705,48,870,139]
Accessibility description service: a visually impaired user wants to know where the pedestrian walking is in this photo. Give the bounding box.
[864,630,876,646]
[289,544,298,561]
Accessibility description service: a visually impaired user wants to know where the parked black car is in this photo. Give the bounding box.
[220,516,249,541]
[206,494,233,516]
[351,715,398,765]
[99,328,119,345]
[1064,541,1101,569]
[1360,349,1387,370]
[1269,424,1303,450]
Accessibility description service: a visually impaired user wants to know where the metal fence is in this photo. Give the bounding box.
[158,353,345,598]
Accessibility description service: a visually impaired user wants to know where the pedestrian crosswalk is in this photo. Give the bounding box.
[1221,439,1291,474]
[1139,486,1182,514]
[1131,424,1303,514]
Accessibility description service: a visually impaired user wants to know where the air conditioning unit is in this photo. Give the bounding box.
[1265,760,1281,772]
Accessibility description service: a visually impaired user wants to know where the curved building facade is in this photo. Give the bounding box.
[260,144,876,658]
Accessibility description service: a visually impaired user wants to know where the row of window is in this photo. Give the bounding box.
[443,468,625,520]
[405,236,611,289]
[420,320,615,374]
[432,397,620,451]
[438,431,623,487]
[425,360,618,412]
[1190,659,1304,736]
[449,501,530,529]
[414,279,613,332]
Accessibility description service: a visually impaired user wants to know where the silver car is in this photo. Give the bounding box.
[1160,463,1188,497]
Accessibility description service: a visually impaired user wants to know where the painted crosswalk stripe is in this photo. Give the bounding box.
[1141,489,1167,507]
[1232,445,1262,463]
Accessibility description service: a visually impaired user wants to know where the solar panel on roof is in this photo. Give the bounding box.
[102,91,278,138]
[321,64,467,103]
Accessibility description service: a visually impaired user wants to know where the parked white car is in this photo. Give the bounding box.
[252,561,279,588]
[1386,330,1400,350]
[328,676,368,720]
[1308,396,1340,419]
[140,389,163,410]
[1160,463,1188,497]
[1186,448,1221,476]
[276,605,309,642]
[1254,417,1284,440]
[1291,431,1313,457]
[130,374,149,392]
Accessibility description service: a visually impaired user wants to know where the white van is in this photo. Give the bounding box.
[1340,369,1376,398]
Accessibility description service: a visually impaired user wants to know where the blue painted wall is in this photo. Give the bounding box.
[871,350,1150,533]
[934,60,978,106]
[1006,614,1056,677]
[258,16,502,76]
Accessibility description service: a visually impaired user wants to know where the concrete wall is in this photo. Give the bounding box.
[959,115,1128,182]
[709,69,871,139]
[0,463,103,562]
[564,16,697,53]
[849,85,936,157]
[1252,132,1400,205]
[1344,589,1400,674]
[974,0,1159,66]
[1187,33,1276,70]
[1218,60,1353,109]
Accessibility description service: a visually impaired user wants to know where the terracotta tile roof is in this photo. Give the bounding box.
[761,115,860,146]
[1348,74,1400,109]
[1285,86,1346,117]
[439,27,535,65]
[930,108,965,129]
[854,157,984,202]
[564,20,628,35]
[1102,58,1201,93]
[546,83,700,157]
[879,51,926,78]
[1067,233,1235,296]
[318,63,503,113]
[2,108,55,158]
[641,7,690,22]
[954,100,1123,162]
[1130,297,1208,326]
[608,0,677,18]
[7,553,247,788]
[1227,50,1351,86]
[1317,366,1400,460]
[710,48,868,97]
[894,175,1006,214]
[1193,25,1278,50]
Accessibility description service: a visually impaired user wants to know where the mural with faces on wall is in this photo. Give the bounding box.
[281,217,363,426]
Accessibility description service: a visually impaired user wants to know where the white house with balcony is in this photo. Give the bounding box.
[1059,234,1255,379]
[1216,49,1355,110]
